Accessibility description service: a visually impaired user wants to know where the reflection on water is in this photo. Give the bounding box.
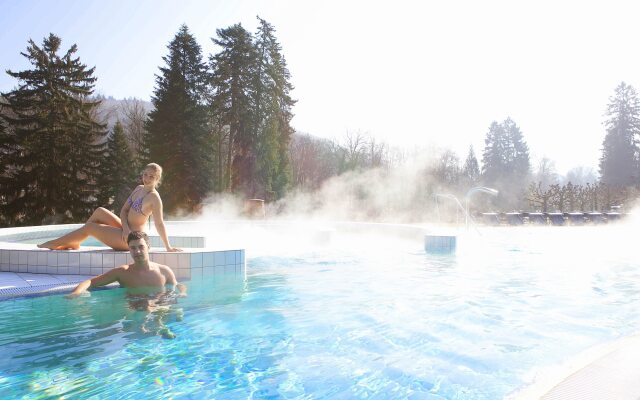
[123,290,183,339]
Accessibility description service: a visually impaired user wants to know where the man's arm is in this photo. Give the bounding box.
[66,267,122,299]
[160,265,187,296]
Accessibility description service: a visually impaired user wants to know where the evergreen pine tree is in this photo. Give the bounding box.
[99,121,137,211]
[146,25,212,213]
[599,82,640,186]
[481,121,507,184]
[0,114,14,226]
[0,34,107,225]
[462,145,480,185]
[210,23,257,195]
[503,117,530,179]
[481,118,530,209]
[253,17,296,200]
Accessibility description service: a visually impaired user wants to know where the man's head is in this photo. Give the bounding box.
[127,231,150,262]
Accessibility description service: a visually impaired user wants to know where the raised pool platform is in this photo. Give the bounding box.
[0,224,245,299]
[0,224,207,248]
[0,244,244,278]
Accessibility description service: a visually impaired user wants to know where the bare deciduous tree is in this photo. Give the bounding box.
[527,181,558,212]
[120,98,149,154]
[534,157,559,191]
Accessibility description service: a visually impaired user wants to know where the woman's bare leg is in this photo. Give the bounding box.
[38,227,85,250]
[38,223,127,251]
[87,207,122,228]
[86,223,128,250]
[39,207,125,250]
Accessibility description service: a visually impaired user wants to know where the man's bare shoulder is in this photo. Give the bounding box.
[101,264,127,278]
[152,262,177,282]
[106,264,129,274]
[150,262,172,272]
[111,264,143,277]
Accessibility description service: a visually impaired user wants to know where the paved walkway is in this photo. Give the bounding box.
[0,271,91,298]
[540,335,640,400]
[514,334,640,399]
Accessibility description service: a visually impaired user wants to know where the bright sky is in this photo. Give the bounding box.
[2,0,640,175]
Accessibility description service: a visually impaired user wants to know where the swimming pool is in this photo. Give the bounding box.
[1,223,639,398]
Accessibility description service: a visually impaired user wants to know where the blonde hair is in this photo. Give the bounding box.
[144,163,163,187]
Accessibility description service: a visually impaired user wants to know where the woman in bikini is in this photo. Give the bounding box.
[38,163,181,252]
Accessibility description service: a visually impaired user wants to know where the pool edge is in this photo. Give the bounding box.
[510,333,640,400]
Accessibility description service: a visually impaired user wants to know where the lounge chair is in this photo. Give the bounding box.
[505,212,524,225]
[567,212,585,225]
[547,212,565,226]
[527,212,547,225]
[586,212,606,224]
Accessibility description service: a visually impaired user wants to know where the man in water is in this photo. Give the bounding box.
[66,231,187,298]
[66,231,186,338]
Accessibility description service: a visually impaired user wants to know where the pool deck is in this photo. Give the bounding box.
[0,271,93,298]
[513,334,640,399]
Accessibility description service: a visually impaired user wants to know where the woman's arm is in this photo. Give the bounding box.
[120,187,137,242]
[150,194,181,252]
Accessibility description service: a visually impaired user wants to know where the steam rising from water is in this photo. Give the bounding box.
[184,147,640,229]
[273,167,432,223]
[192,152,458,225]
[166,150,640,264]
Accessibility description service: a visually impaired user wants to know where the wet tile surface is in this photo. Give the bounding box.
[0,271,91,298]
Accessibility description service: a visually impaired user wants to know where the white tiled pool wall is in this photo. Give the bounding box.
[0,225,206,248]
[424,235,457,253]
[0,248,244,281]
[150,236,206,248]
[151,250,245,280]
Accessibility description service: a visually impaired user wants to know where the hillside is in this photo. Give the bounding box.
[93,96,152,129]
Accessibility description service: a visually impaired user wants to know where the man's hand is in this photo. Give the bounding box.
[65,291,89,299]
[176,283,187,297]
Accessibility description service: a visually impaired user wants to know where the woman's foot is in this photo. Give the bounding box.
[37,241,79,250]
[37,240,58,250]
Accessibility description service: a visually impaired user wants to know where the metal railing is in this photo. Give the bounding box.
[435,186,499,233]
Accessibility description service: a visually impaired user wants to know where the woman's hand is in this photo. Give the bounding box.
[122,227,131,244]
[166,247,183,252]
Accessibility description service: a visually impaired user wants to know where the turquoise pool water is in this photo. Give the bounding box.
[1,226,640,399]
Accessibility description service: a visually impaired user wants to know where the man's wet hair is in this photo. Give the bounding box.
[127,231,150,247]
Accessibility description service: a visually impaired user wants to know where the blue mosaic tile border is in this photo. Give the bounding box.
[0,283,77,299]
